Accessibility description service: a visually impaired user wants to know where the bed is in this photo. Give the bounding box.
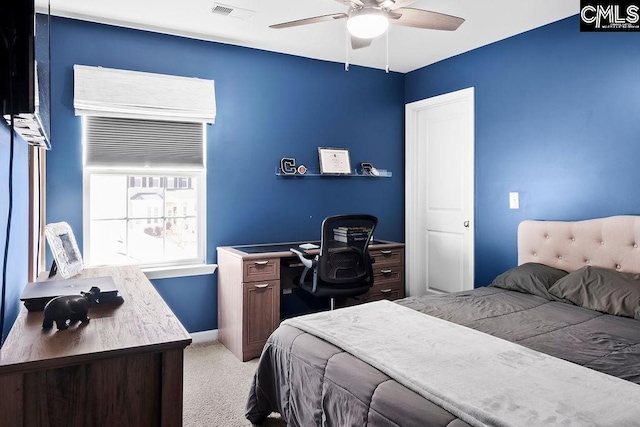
[246,216,640,426]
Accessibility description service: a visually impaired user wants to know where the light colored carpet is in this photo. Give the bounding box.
[183,340,286,426]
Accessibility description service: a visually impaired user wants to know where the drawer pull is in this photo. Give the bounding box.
[380,288,393,293]
[254,283,269,289]
[254,260,269,266]
[380,250,392,255]
[381,269,393,274]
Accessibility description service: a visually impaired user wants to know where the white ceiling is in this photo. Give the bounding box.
[37,0,579,73]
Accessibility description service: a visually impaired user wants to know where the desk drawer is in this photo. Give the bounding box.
[372,266,403,286]
[370,248,404,267]
[370,279,405,301]
[243,280,280,360]
[369,287,403,302]
[339,282,404,307]
[243,259,280,282]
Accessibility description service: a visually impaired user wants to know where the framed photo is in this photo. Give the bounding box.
[318,147,352,175]
[45,221,84,278]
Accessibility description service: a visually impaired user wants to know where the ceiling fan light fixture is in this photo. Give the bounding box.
[347,9,389,39]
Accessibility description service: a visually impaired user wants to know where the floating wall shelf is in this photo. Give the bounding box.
[275,167,392,178]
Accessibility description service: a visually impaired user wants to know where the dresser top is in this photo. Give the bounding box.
[0,265,191,373]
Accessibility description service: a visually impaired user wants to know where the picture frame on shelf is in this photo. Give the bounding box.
[45,221,84,278]
[318,147,352,175]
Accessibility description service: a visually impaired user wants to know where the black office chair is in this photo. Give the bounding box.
[290,214,378,310]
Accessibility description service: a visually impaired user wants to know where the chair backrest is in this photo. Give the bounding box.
[317,214,378,286]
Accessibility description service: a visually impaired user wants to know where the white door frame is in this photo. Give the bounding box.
[405,87,475,296]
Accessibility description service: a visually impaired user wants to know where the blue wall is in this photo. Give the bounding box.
[406,15,640,288]
[0,124,29,343]
[46,17,405,333]
[43,14,640,335]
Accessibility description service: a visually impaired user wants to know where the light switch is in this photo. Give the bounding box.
[509,192,519,209]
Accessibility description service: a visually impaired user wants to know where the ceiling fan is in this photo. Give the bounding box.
[270,0,465,50]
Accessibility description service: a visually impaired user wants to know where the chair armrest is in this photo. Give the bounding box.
[290,248,315,269]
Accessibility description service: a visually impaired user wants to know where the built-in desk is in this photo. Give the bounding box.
[0,266,192,426]
[217,240,404,361]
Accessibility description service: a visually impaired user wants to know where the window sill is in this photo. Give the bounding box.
[143,263,217,280]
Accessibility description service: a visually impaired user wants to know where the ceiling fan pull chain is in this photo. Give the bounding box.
[385,27,389,73]
[345,25,349,71]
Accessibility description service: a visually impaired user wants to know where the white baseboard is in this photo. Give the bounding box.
[190,329,218,344]
[425,288,448,295]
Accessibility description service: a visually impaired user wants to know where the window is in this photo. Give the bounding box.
[83,116,206,268]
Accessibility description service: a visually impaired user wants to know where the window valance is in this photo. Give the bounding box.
[73,65,216,123]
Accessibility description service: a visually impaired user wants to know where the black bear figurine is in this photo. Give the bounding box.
[42,286,101,331]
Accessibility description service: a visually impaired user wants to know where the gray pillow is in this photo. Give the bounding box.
[549,266,640,318]
[489,262,568,299]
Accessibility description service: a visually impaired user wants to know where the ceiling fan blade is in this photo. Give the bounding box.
[351,35,372,50]
[270,13,347,29]
[378,0,417,10]
[390,8,465,31]
[334,0,365,6]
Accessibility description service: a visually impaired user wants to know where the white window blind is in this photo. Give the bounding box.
[84,116,204,168]
[74,65,216,123]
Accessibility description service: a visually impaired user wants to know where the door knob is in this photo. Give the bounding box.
[463,221,469,228]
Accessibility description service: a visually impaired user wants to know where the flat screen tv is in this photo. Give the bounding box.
[0,0,35,116]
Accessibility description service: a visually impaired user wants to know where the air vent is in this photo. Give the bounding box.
[212,5,233,16]
[211,3,256,20]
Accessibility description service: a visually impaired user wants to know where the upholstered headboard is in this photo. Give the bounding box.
[518,216,640,273]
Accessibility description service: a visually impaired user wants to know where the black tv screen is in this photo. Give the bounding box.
[0,0,35,115]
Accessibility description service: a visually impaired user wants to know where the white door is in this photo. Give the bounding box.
[405,88,474,295]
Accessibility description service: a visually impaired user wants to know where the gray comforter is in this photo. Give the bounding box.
[246,287,640,426]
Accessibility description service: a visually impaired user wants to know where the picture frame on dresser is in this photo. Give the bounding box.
[45,221,84,278]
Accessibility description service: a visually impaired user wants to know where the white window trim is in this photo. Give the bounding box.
[74,64,215,279]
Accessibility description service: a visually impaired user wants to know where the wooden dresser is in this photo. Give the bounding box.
[217,240,404,361]
[0,266,192,427]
